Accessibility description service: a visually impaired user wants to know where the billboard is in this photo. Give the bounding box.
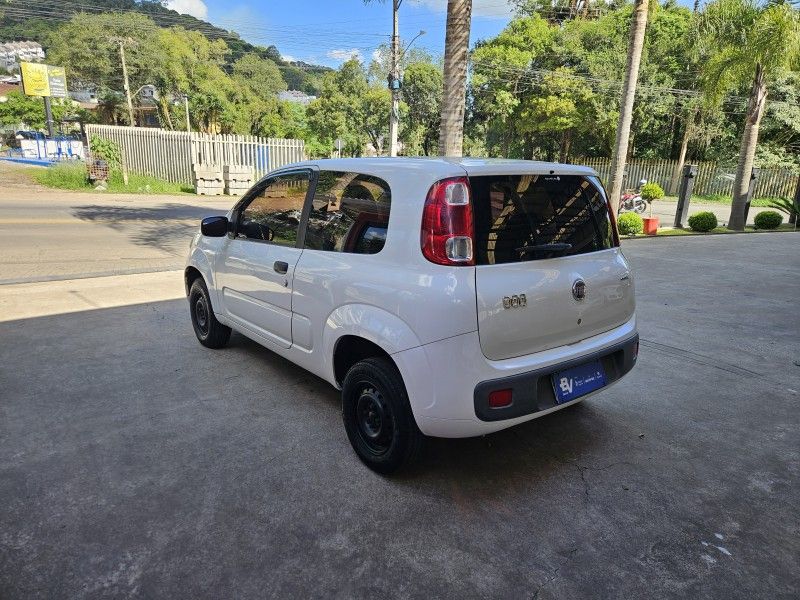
[20,62,68,98]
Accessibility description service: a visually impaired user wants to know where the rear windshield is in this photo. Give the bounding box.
[470,174,615,265]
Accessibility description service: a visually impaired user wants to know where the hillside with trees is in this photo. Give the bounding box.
[0,0,330,95]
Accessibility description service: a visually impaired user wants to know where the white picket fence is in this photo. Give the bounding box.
[85,125,306,185]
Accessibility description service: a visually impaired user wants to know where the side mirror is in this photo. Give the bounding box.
[201,215,228,237]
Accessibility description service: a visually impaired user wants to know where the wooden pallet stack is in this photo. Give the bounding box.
[193,164,224,196]
[224,165,255,196]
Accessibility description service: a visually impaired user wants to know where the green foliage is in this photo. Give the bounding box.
[402,61,442,156]
[640,182,665,201]
[765,196,799,218]
[89,136,121,170]
[306,59,397,156]
[33,162,190,194]
[0,92,73,129]
[688,211,719,231]
[753,210,784,229]
[618,212,644,235]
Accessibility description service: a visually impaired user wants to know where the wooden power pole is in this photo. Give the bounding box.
[117,40,136,127]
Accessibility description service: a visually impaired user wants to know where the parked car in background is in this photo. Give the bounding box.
[185,158,638,473]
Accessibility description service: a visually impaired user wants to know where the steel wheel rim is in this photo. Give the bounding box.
[194,295,209,336]
[354,383,393,455]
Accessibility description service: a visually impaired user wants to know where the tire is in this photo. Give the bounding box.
[342,357,424,475]
[634,198,647,214]
[189,278,231,349]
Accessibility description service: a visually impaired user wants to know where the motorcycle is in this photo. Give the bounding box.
[618,179,648,215]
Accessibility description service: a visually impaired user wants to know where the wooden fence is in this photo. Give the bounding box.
[85,125,306,185]
[577,157,798,200]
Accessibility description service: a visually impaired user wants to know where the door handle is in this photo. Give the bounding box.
[273,261,289,274]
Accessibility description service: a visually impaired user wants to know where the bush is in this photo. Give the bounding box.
[640,182,665,201]
[688,211,718,232]
[89,136,121,170]
[753,210,784,230]
[617,212,644,235]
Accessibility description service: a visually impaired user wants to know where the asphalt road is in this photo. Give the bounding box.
[0,163,232,284]
[1,231,798,598]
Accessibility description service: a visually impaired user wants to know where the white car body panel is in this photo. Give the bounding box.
[186,158,638,438]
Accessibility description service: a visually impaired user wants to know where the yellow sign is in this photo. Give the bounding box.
[20,62,68,98]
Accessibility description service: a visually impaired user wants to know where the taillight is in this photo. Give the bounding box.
[605,195,621,247]
[421,176,474,265]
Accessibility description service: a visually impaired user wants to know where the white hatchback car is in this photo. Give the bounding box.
[186,158,638,473]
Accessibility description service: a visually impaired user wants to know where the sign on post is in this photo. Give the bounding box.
[20,62,68,98]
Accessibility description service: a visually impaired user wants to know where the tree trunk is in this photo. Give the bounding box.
[728,64,767,231]
[559,129,573,163]
[669,108,695,195]
[438,0,472,157]
[607,0,649,209]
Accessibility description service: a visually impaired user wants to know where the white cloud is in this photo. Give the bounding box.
[166,0,209,21]
[326,48,363,62]
[411,0,514,19]
[282,54,296,63]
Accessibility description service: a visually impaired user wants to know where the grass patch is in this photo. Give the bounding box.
[34,162,194,194]
[660,194,775,207]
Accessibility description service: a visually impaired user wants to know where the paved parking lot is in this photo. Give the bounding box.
[1,233,798,598]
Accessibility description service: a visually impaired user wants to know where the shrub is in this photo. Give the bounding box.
[617,212,644,235]
[753,210,783,230]
[640,182,665,201]
[89,136,121,170]
[688,211,718,232]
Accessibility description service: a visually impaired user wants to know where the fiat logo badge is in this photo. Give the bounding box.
[572,279,586,301]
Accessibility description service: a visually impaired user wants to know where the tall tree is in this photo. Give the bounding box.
[439,0,472,156]
[401,61,442,155]
[696,0,800,230]
[607,0,650,207]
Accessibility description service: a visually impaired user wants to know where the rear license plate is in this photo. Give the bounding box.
[552,360,607,404]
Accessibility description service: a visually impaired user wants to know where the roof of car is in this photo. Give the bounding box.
[282,157,599,179]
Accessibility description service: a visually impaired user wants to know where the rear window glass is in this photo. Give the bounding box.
[304,171,391,254]
[470,174,615,265]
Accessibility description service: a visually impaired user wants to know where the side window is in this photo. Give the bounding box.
[237,172,310,246]
[304,171,391,254]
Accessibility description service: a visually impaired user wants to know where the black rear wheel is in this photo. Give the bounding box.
[189,278,231,349]
[342,357,424,474]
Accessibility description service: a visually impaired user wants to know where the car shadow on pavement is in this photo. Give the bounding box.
[71,204,232,253]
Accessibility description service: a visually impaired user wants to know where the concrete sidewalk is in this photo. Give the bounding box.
[0,270,184,321]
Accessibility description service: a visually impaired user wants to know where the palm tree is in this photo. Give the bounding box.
[439,0,472,156]
[696,0,800,230]
[607,0,650,208]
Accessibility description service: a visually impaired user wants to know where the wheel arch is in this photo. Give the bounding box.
[322,304,421,387]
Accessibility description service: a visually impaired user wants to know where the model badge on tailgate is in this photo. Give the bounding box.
[502,294,527,309]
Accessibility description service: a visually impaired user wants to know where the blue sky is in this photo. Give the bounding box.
[166,0,515,67]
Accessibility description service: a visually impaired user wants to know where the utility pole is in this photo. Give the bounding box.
[117,40,135,127]
[388,0,401,157]
[43,97,55,137]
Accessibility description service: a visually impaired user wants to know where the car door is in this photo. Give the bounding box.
[216,169,313,349]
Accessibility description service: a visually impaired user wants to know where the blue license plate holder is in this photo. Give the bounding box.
[552,360,607,404]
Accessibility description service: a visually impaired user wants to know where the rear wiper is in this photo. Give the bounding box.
[516,243,572,255]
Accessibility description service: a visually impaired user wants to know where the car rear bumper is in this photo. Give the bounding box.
[393,315,638,438]
[473,333,638,421]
